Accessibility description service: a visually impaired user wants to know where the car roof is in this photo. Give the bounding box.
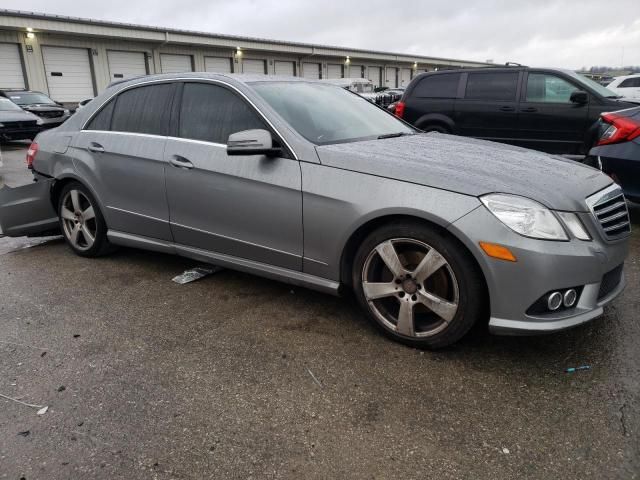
[613,73,640,79]
[108,72,320,89]
[0,89,43,94]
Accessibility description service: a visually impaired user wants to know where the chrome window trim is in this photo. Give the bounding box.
[81,77,299,160]
[78,130,167,140]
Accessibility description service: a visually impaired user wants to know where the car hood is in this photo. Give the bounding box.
[0,110,40,122]
[315,133,612,212]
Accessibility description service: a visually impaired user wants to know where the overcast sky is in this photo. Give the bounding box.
[3,0,639,68]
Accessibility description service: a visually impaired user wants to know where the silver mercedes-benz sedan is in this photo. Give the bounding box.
[0,73,631,348]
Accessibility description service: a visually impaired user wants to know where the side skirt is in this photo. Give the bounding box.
[107,230,341,296]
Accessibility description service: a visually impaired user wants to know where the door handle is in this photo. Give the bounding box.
[498,106,515,112]
[87,142,105,153]
[520,107,538,113]
[170,155,194,169]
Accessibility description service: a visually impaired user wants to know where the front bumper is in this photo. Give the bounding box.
[448,204,630,335]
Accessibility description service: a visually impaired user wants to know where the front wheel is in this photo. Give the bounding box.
[352,222,486,349]
[58,182,113,257]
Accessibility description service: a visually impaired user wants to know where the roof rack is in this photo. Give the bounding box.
[505,62,525,67]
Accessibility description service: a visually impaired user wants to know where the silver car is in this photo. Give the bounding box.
[0,73,631,348]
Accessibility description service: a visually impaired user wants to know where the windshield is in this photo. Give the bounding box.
[0,98,24,112]
[567,71,620,98]
[252,82,414,145]
[8,92,56,105]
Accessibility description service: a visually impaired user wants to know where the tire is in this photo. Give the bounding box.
[57,181,113,257]
[352,221,486,349]
[420,124,450,134]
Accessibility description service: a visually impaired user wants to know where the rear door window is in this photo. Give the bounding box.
[110,83,175,135]
[465,72,519,101]
[525,73,577,103]
[412,73,460,98]
[178,82,266,144]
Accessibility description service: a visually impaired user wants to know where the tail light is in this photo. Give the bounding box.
[597,112,640,146]
[395,101,406,119]
[26,142,39,169]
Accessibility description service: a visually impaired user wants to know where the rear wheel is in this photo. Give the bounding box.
[58,182,113,257]
[353,222,485,348]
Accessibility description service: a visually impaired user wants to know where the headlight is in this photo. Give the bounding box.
[36,118,44,125]
[556,212,591,240]
[63,109,70,115]
[481,194,568,240]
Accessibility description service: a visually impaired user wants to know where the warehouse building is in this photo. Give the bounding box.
[0,9,490,105]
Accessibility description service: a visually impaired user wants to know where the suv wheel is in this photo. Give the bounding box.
[58,182,113,257]
[421,124,450,134]
[352,222,485,348]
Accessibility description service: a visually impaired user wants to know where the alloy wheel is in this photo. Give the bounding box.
[60,189,97,251]
[361,238,459,338]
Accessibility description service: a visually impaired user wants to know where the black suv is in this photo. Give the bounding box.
[396,66,637,154]
[0,90,71,129]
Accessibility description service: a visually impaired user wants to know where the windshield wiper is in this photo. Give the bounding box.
[377,132,412,139]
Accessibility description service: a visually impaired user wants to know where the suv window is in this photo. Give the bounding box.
[465,72,518,101]
[179,82,266,144]
[526,73,577,103]
[413,73,460,98]
[618,78,640,88]
[85,100,115,131]
[111,83,174,135]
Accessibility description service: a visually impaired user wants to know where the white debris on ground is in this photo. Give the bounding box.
[172,265,224,284]
[0,235,62,256]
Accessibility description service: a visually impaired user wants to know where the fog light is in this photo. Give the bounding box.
[547,292,563,311]
[563,289,577,307]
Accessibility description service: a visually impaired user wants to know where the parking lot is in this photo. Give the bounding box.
[1,142,639,479]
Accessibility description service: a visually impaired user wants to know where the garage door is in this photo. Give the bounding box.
[274,61,295,76]
[400,68,412,87]
[160,54,192,73]
[0,43,26,89]
[385,67,397,88]
[243,59,266,74]
[368,67,382,88]
[350,65,364,78]
[327,64,343,79]
[42,46,94,103]
[302,63,321,79]
[205,56,232,73]
[107,50,147,82]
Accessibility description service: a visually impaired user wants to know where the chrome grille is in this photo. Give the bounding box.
[587,185,631,240]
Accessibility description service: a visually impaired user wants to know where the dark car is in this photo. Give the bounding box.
[0,97,41,142]
[0,90,71,129]
[395,66,637,154]
[589,106,640,203]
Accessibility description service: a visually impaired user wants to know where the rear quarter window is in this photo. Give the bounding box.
[85,100,115,131]
[412,73,460,98]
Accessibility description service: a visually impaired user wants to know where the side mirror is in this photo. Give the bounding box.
[227,129,282,157]
[570,90,588,104]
